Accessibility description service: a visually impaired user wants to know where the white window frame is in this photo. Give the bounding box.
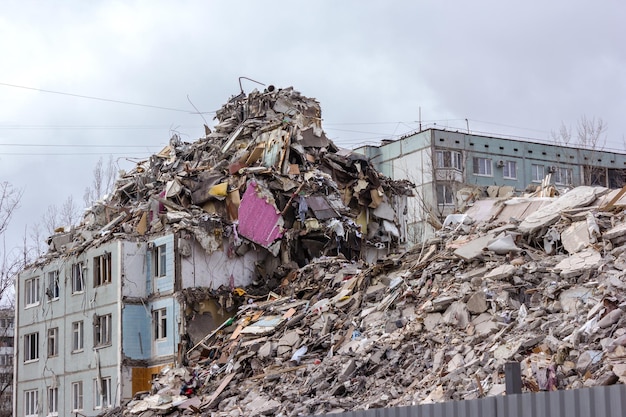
[94,314,112,347]
[555,167,573,185]
[153,308,167,340]
[47,327,59,357]
[435,150,462,170]
[503,160,517,179]
[93,253,112,287]
[47,270,59,301]
[72,381,83,412]
[72,321,84,352]
[48,386,58,416]
[24,332,39,362]
[472,157,493,176]
[25,277,40,307]
[94,377,112,409]
[436,184,455,206]
[153,244,167,278]
[72,262,84,294]
[531,164,545,182]
[25,389,39,417]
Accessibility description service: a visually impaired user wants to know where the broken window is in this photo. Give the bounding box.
[72,321,83,352]
[531,164,545,182]
[93,252,112,287]
[94,377,112,409]
[71,262,84,293]
[435,150,462,170]
[555,167,573,185]
[71,381,83,412]
[48,386,58,416]
[503,161,517,179]
[472,157,492,176]
[25,389,38,417]
[94,314,112,347]
[47,327,58,357]
[25,277,40,307]
[24,332,39,362]
[47,270,59,300]
[153,244,167,278]
[153,308,167,340]
[436,184,455,206]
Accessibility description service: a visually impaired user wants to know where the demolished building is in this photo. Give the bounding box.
[89,183,626,417]
[14,86,413,417]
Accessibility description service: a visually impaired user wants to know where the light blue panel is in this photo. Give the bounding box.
[151,298,180,358]
[147,234,175,295]
[122,304,151,360]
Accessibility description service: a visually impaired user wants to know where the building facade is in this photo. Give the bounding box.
[15,231,260,417]
[0,308,13,417]
[356,128,626,243]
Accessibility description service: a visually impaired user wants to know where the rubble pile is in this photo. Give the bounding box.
[39,86,413,278]
[102,185,626,416]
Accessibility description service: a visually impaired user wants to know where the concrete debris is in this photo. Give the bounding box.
[95,183,626,417]
[33,85,414,280]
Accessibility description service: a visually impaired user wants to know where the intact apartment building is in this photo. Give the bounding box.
[15,231,261,417]
[356,128,626,243]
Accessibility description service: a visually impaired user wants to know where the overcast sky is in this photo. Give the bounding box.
[1,0,625,258]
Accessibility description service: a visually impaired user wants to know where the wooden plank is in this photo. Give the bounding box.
[205,373,236,407]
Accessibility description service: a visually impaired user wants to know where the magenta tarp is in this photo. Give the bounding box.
[238,180,284,247]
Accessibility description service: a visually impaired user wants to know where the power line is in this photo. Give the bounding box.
[0,151,154,156]
[0,143,162,148]
[0,82,216,114]
[0,125,194,130]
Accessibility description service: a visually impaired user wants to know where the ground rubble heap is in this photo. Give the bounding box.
[97,184,626,416]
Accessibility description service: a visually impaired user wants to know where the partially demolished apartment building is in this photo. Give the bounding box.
[14,87,413,416]
[356,128,626,243]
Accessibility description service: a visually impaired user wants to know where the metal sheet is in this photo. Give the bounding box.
[238,180,284,248]
[306,196,338,220]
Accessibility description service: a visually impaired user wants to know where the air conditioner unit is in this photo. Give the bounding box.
[496,160,505,168]
[548,166,557,173]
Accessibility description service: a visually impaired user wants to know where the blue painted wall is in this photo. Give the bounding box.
[146,234,175,295]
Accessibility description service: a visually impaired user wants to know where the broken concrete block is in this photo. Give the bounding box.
[484,264,515,280]
[554,248,602,279]
[442,302,470,328]
[453,233,495,261]
[561,221,591,254]
[424,313,442,331]
[466,291,488,314]
[598,308,622,328]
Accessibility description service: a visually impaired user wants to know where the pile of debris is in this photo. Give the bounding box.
[98,184,626,416]
[38,86,413,277]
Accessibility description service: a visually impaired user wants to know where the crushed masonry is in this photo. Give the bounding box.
[94,179,626,416]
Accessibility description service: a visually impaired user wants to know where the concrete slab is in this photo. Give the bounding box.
[518,186,604,235]
[554,248,602,279]
[453,233,495,261]
[561,221,590,254]
[484,264,516,280]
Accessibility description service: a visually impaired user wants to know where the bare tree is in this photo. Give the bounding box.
[60,195,81,227]
[552,117,608,187]
[83,155,117,207]
[0,182,22,305]
[577,116,608,186]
